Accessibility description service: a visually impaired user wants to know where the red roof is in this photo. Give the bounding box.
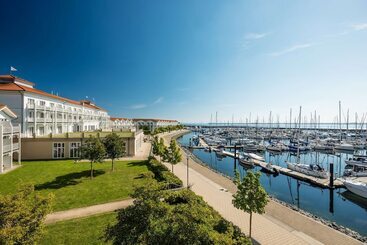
[132,118,178,122]
[0,75,106,111]
[110,117,130,121]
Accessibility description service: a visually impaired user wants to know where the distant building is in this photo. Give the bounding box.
[0,104,21,173]
[0,75,110,138]
[110,117,136,131]
[132,118,179,131]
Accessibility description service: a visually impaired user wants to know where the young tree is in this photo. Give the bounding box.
[165,139,182,173]
[81,136,106,179]
[103,133,125,171]
[0,185,53,244]
[232,171,268,239]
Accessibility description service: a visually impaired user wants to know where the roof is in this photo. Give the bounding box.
[0,75,35,86]
[0,75,106,111]
[110,117,131,121]
[0,104,17,119]
[132,118,178,122]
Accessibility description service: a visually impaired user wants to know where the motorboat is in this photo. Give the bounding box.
[343,179,367,199]
[239,155,254,167]
[343,163,367,177]
[248,153,265,161]
[334,142,354,151]
[286,162,329,179]
[345,156,367,166]
[288,143,310,152]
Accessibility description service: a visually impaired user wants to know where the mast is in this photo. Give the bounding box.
[289,108,292,130]
[297,106,302,163]
[339,101,342,141]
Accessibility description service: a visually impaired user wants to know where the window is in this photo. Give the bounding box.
[53,143,65,158]
[39,101,46,106]
[39,126,45,135]
[70,142,81,158]
[50,103,54,107]
[28,127,34,136]
[28,111,34,118]
[27,98,35,105]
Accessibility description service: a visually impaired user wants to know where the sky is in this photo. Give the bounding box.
[0,0,367,123]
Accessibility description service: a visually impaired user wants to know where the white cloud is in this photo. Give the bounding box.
[153,97,164,104]
[351,23,367,31]
[129,104,147,109]
[245,32,270,40]
[269,43,315,56]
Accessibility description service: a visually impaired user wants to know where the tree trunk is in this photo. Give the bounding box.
[171,164,174,173]
[249,212,252,238]
[112,158,114,172]
[90,162,93,179]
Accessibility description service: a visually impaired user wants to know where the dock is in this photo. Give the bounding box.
[250,159,344,188]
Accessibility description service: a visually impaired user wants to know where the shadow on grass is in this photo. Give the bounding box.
[35,170,105,190]
[126,161,148,167]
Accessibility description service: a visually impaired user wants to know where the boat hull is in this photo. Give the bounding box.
[344,180,367,199]
[286,162,329,179]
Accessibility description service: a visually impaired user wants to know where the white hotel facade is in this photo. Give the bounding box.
[0,75,110,137]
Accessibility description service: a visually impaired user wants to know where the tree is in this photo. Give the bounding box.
[81,136,106,179]
[152,136,164,163]
[0,185,53,244]
[232,170,268,239]
[164,140,182,173]
[104,133,125,171]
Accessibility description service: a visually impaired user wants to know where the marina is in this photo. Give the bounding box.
[178,130,367,237]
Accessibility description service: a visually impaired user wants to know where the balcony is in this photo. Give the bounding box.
[2,125,20,134]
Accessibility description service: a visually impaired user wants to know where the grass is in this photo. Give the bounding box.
[0,160,151,211]
[41,212,117,245]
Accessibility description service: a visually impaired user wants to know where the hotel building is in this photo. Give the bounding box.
[132,118,179,131]
[0,75,110,138]
[0,104,21,173]
[110,117,136,131]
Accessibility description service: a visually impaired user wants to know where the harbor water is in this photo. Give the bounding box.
[177,132,367,237]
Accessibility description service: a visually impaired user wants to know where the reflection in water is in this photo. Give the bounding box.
[341,190,367,211]
[178,132,367,236]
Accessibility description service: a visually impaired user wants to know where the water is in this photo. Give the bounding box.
[178,132,367,236]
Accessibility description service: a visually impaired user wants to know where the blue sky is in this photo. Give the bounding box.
[0,0,367,123]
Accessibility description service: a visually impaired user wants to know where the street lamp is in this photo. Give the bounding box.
[186,154,189,189]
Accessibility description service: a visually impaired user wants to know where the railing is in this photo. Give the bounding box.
[13,143,19,150]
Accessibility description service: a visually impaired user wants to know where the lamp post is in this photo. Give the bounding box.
[187,154,189,189]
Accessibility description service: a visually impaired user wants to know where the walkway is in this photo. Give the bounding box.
[161,131,361,245]
[45,199,134,224]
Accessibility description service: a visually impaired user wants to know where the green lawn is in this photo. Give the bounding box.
[41,212,117,245]
[0,160,150,211]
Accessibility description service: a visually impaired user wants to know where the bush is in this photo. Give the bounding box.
[146,157,183,188]
[105,184,250,245]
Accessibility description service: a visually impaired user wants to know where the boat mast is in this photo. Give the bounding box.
[297,106,302,163]
[339,101,342,142]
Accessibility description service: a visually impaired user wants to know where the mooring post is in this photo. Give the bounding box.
[234,144,237,170]
[329,162,334,188]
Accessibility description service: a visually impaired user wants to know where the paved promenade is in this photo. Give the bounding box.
[45,199,134,224]
[161,131,361,245]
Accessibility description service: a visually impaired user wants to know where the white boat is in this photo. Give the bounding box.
[343,164,367,177]
[239,156,254,167]
[286,162,329,179]
[266,144,283,152]
[345,156,367,166]
[248,153,265,161]
[334,142,354,151]
[343,179,367,199]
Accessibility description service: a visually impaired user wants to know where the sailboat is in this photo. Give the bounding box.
[286,106,329,179]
